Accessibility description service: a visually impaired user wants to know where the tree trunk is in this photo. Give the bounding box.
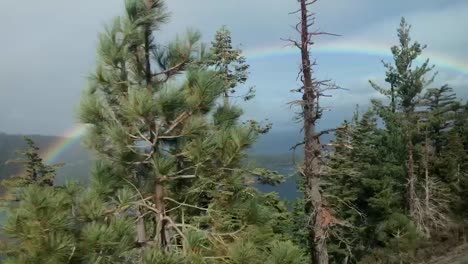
[223,91,230,107]
[144,0,154,89]
[144,0,168,250]
[303,94,329,264]
[137,208,147,245]
[424,133,431,237]
[408,137,417,218]
[154,179,168,249]
[424,134,430,215]
[390,83,396,113]
[299,0,329,263]
[222,64,230,107]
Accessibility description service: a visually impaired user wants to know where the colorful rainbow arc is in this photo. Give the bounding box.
[43,125,88,164]
[42,42,468,164]
[244,42,468,74]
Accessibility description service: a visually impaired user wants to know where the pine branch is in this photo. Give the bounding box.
[152,60,188,79]
[164,111,192,134]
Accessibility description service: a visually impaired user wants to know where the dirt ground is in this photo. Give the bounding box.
[424,245,468,264]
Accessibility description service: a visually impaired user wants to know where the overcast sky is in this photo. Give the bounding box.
[0,0,467,136]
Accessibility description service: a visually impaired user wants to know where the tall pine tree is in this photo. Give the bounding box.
[79,0,300,261]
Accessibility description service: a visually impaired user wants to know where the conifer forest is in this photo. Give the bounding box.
[1,0,468,263]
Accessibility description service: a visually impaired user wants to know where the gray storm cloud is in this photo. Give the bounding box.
[0,0,466,135]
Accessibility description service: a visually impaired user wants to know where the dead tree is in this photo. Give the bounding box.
[286,0,340,263]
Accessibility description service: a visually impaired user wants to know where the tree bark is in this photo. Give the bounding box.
[408,137,417,218]
[299,0,329,263]
[136,208,147,245]
[424,134,430,215]
[222,63,230,107]
[145,0,154,89]
[154,179,168,249]
[390,83,396,113]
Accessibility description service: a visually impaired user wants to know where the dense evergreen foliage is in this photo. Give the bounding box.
[0,1,467,264]
[321,18,468,263]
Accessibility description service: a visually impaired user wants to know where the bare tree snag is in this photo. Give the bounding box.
[286,0,340,263]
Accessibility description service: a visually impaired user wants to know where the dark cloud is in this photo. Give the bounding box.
[0,0,466,135]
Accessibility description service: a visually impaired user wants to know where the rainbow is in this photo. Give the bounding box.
[42,41,468,164]
[42,124,88,164]
[244,41,468,75]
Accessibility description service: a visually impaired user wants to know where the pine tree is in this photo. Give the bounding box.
[78,0,298,261]
[411,85,462,236]
[0,139,78,263]
[79,0,214,250]
[2,137,59,192]
[422,85,460,155]
[326,112,372,262]
[343,17,468,261]
[370,17,435,228]
[427,96,468,221]
[1,140,136,263]
[450,104,468,219]
[326,108,423,263]
[207,26,253,105]
[1,185,80,263]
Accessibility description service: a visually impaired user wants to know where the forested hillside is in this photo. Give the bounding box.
[0,132,301,199]
[0,133,56,180]
[0,133,91,186]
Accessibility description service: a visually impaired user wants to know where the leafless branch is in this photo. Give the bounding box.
[315,126,347,138]
[167,174,197,180]
[281,37,301,49]
[309,31,341,37]
[163,216,188,243]
[322,143,353,149]
[289,8,302,15]
[290,141,305,151]
[164,197,208,211]
[158,134,185,139]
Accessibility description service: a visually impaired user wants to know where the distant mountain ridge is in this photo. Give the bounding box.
[0,129,324,200]
[0,132,91,185]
